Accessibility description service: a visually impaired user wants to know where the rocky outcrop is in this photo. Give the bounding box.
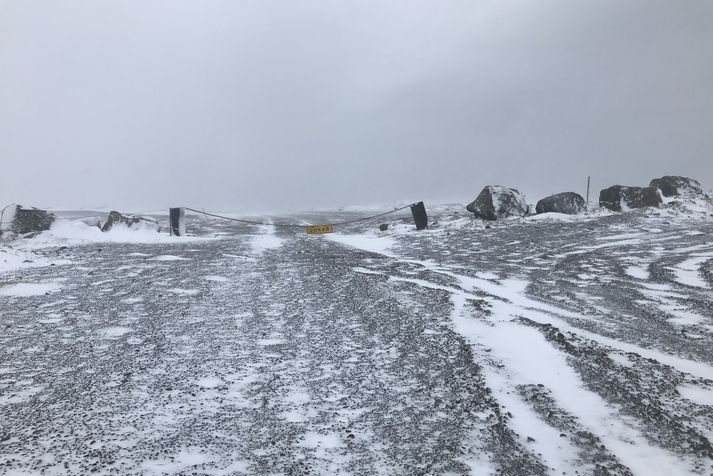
[101,211,160,232]
[467,186,529,220]
[10,206,55,235]
[599,186,662,212]
[535,192,586,215]
[649,176,703,197]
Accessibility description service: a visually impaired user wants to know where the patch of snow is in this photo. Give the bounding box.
[609,353,635,368]
[450,271,713,382]
[203,275,229,282]
[27,219,211,246]
[481,364,580,470]
[0,385,44,406]
[583,238,643,250]
[678,384,713,406]
[597,232,646,242]
[448,290,696,476]
[196,377,224,389]
[167,288,199,295]
[249,225,284,255]
[284,388,311,405]
[102,327,132,338]
[660,305,707,326]
[140,449,212,474]
[299,431,342,449]
[0,246,72,274]
[328,233,397,256]
[673,257,710,289]
[150,255,189,261]
[671,244,711,253]
[0,282,62,297]
[640,282,674,291]
[625,265,650,280]
[91,279,114,286]
[525,212,582,222]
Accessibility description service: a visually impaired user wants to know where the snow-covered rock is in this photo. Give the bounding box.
[466,186,528,220]
[101,211,160,233]
[649,176,704,198]
[599,186,662,212]
[1,205,55,235]
[535,192,585,215]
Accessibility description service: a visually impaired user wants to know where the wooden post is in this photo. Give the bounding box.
[410,202,428,230]
[586,176,591,211]
[169,208,185,236]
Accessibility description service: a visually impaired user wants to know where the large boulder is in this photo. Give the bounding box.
[466,186,529,220]
[535,192,586,215]
[599,186,662,212]
[8,206,55,234]
[101,211,160,232]
[649,176,703,197]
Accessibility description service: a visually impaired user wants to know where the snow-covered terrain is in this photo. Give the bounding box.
[1,202,713,475]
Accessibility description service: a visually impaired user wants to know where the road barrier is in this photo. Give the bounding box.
[175,203,429,236]
[306,225,334,235]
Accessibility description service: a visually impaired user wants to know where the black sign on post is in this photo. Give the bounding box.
[410,201,428,230]
[169,208,186,236]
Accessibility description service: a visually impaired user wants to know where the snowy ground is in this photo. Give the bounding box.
[1,204,713,475]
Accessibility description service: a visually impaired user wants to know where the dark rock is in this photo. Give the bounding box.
[10,206,55,234]
[379,223,389,232]
[101,211,127,232]
[466,186,528,220]
[649,176,703,197]
[535,192,586,215]
[599,186,662,212]
[101,211,160,232]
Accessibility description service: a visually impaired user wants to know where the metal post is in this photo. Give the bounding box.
[169,208,186,236]
[586,176,591,211]
[410,201,428,230]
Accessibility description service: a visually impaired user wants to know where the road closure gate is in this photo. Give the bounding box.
[178,203,428,236]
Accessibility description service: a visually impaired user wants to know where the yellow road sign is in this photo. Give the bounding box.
[306,224,334,235]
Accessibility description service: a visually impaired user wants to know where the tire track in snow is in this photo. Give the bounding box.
[338,234,705,475]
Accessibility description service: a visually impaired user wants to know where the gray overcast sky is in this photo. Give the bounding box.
[1,0,712,212]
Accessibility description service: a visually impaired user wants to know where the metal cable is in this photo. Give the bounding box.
[183,204,415,228]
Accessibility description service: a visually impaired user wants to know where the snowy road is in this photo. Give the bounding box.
[1,207,713,475]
